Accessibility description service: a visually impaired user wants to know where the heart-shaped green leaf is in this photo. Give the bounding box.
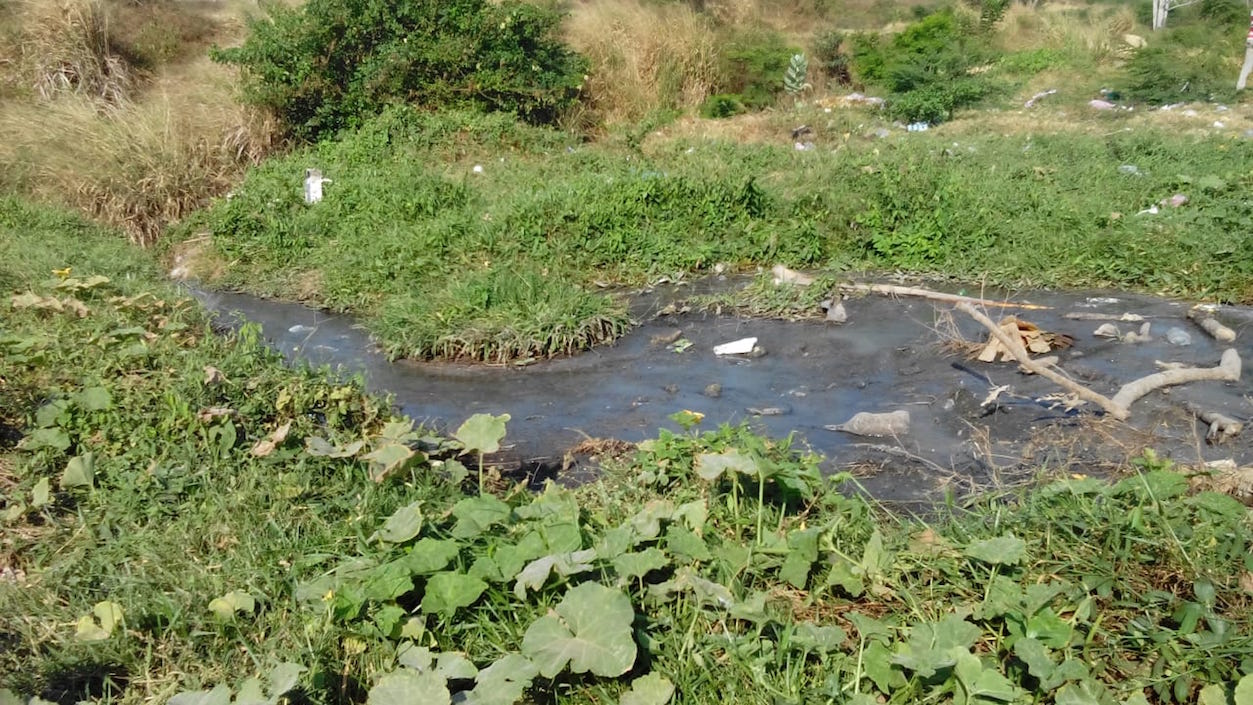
[522,583,637,678]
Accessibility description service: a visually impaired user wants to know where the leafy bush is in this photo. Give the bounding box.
[212,0,587,141]
[813,29,852,84]
[715,28,800,109]
[1123,24,1240,104]
[700,93,746,118]
[850,10,999,122]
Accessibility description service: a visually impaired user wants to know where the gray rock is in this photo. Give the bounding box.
[703,383,722,398]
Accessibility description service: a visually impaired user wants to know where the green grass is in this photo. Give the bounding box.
[5,199,1253,705]
[184,106,1253,362]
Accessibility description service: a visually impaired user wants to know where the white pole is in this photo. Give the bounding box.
[1239,10,1253,89]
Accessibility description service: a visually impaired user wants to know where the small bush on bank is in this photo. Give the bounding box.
[715,27,800,109]
[1123,22,1240,105]
[212,0,588,141]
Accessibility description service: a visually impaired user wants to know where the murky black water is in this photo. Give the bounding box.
[191,280,1253,501]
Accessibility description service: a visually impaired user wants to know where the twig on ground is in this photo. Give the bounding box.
[840,283,1052,310]
[1186,308,1237,343]
[1182,402,1244,443]
[1109,349,1241,410]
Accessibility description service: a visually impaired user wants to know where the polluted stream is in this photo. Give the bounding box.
[192,278,1253,503]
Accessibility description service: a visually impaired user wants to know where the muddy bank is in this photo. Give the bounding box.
[192,280,1253,503]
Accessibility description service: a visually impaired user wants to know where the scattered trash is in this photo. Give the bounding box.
[651,329,683,346]
[1165,327,1193,346]
[1024,89,1057,108]
[1084,296,1122,305]
[794,141,816,151]
[791,125,813,139]
[472,164,485,174]
[771,265,815,286]
[703,383,722,398]
[1213,121,1225,129]
[1093,323,1121,338]
[826,301,848,324]
[747,346,767,358]
[1123,33,1147,48]
[670,338,693,354]
[1065,311,1145,322]
[1164,193,1189,208]
[747,406,788,416]
[1137,205,1159,216]
[1117,164,1142,177]
[303,168,331,204]
[288,324,315,334]
[976,317,1073,362]
[872,128,891,139]
[906,122,929,132]
[826,410,911,437]
[1090,99,1117,110]
[1187,308,1237,342]
[714,337,758,356]
[842,92,885,107]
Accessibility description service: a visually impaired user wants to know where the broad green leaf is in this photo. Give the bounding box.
[646,566,733,608]
[168,684,232,705]
[862,640,906,694]
[75,601,123,641]
[0,689,18,705]
[515,485,580,521]
[976,575,1022,620]
[442,459,469,484]
[35,399,68,428]
[664,525,711,563]
[620,673,675,705]
[25,427,70,452]
[77,387,112,411]
[463,654,538,705]
[234,677,265,705]
[366,669,449,705]
[613,548,670,582]
[892,615,981,678]
[364,442,417,482]
[1040,659,1090,691]
[514,549,597,599]
[792,622,846,653]
[1026,608,1073,648]
[375,604,407,636]
[1189,491,1247,521]
[1198,684,1228,705]
[1115,470,1189,501]
[522,583,637,678]
[30,477,51,508]
[694,449,757,480]
[304,436,364,458]
[1236,674,1253,705]
[400,538,460,575]
[454,413,510,455]
[964,534,1026,565]
[378,501,424,544]
[672,499,707,533]
[1054,681,1108,705]
[628,500,675,539]
[380,419,419,443]
[595,525,637,560]
[1199,174,1229,192]
[396,644,434,672]
[451,495,512,538]
[1012,638,1054,680]
[727,592,768,623]
[363,562,413,602]
[536,519,583,554]
[859,528,892,578]
[208,591,256,620]
[780,528,820,589]
[421,573,488,618]
[953,648,1023,702]
[846,612,892,643]
[435,652,478,681]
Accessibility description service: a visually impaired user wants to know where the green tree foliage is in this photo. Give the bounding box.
[212,0,587,141]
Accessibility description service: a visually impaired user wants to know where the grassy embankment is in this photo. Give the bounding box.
[3,198,1253,705]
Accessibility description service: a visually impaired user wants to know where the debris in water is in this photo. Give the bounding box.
[703,383,722,398]
[826,410,911,437]
[651,329,683,346]
[1121,322,1152,343]
[771,265,815,286]
[975,316,1072,362]
[1165,328,1192,346]
[1187,307,1237,342]
[714,337,758,355]
[747,406,788,416]
[826,301,848,324]
[1093,323,1121,338]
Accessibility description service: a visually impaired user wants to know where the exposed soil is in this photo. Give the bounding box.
[193,277,1253,504]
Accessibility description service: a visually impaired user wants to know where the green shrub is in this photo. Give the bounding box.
[851,10,999,123]
[211,0,587,141]
[813,30,852,84]
[715,28,800,109]
[700,93,746,118]
[1123,24,1239,105]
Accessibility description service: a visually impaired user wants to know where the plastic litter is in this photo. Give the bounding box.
[303,168,331,204]
[1165,328,1193,346]
[1118,164,1142,177]
[714,337,758,355]
[826,410,911,437]
[906,122,929,132]
[1089,99,1116,110]
[1024,89,1057,108]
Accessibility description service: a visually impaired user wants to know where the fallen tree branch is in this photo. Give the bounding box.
[958,303,1244,421]
[842,283,1052,310]
[1186,308,1237,343]
[957,303,1128,418]
[1182,402,1244,443]
[1110,349,1242,410]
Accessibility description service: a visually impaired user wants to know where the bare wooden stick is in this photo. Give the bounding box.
[1183,402,1244,442]
[957,303,1129,419]
[1111,349,1242,409]
[1186,308,1237,343]
[1064,312,1146,322]
[842,283,1052,310]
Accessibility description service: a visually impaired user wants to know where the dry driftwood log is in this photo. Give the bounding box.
[840,283,1052,310]
[1186,308,1237,343]
[957,303,1243,421]
[826,410,911,437]
[1183,402,1244,443]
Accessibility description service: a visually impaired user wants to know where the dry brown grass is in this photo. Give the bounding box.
[996,2,1140,65]
[0,0,279,245]
[565,0,719,125]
